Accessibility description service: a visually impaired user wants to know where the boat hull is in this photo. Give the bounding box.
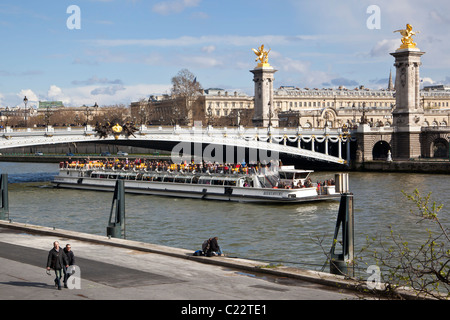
[52,174,340,204]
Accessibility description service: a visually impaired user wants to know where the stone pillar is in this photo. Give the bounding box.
[251,66,278,127]
[390,48,425,159]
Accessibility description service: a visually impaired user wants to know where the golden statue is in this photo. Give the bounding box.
[394,24,419,50]
[112,123,123,134]
[112,123,123,140]
[252,44,271,67]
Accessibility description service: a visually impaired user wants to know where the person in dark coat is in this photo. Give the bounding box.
[63,244,75,288]
[46,241,69,290]
[205,237,224,256]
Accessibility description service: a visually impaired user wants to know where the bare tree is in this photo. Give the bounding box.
[357,190,448,299]
[170,69,203,125]
[313,189,449,299]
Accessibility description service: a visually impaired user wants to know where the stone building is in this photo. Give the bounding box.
[131,81,450,131]
[130,29,450,161]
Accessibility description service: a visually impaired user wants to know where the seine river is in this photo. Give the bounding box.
[1,161,448,274]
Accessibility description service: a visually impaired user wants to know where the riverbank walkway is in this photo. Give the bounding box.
[0,220,364,303]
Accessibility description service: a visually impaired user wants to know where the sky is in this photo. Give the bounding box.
[1,0,450,109]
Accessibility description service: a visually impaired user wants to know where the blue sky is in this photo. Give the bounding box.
[1,0,450,108]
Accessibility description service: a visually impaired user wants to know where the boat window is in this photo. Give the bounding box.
[153,176,162,182]
[192,176,199,184]
[199,178,211,185]
[224,180,237,186]
[258,176,270,188]
[163,176,174,183]
[295,172,310,180]
[175,176,186,183]
[211,179,224,186]
[279,172,294,180]
[109,174,118,179]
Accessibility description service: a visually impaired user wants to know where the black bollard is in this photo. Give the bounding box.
[0,174,9,221]
[330,173,354,277]
[107,179,125,239]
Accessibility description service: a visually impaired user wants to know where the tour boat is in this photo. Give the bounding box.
[52,161,341,203]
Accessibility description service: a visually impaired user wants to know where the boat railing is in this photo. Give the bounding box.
[89,169,245,186]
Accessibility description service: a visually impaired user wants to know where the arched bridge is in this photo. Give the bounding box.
[0,125,354,168]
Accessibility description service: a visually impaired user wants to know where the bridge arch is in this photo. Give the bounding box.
[372,140,392,160]
[420,132,450,158]
[431,137,449,158]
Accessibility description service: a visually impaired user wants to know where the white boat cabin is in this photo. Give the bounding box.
[278,166,313,188]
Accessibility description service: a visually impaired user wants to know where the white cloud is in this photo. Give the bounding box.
[421,77,434,86]
[152,0,201,15]
[91,85,126,96]
[72,76,123,86]
[44,84,171,107]
[370,39,399,57]
[89,35,319,48]
[202,45,216,53]
[179,55,223,68]
[18,89,39,103]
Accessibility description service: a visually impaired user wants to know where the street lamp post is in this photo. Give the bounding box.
[207,105,212,126]
[5,107,10,127]
[359,102,368,124]
[23,96,28,127]
[267,102,273,128]
[84,105,92,126]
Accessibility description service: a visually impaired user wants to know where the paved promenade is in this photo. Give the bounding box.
[0,220,362,304]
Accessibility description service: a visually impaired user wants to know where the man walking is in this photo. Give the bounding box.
[63,244,75,288]
[46,241,69,290]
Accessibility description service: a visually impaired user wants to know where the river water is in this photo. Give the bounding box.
[1,161,448,274]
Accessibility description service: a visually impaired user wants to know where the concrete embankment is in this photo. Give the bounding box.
[0,219,430,302]
[0,219,369,302]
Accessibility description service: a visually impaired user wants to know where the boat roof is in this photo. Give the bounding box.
[278,166,313,173]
